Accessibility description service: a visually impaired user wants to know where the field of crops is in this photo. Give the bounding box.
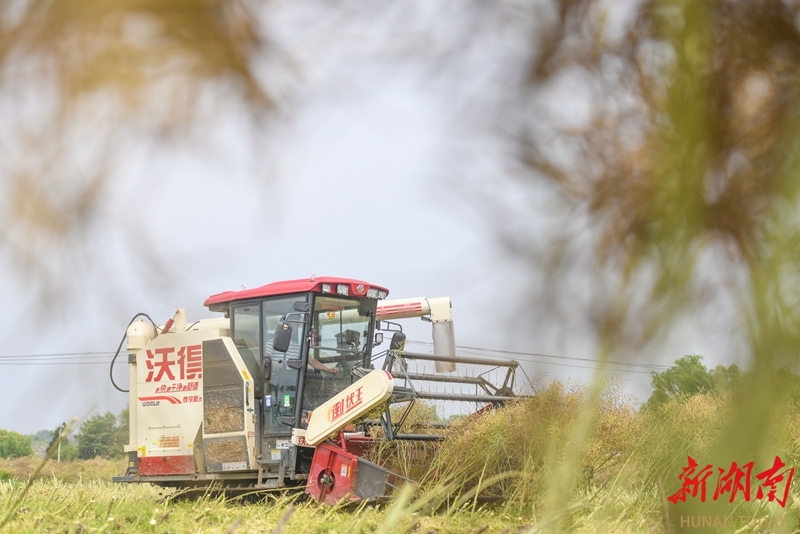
[2,382,798,533]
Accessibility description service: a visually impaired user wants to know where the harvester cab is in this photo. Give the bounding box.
[112,276,521,504]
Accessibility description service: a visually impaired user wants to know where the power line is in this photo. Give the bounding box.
[0,344,667,375]
[0,351,116,366]
[406,340,668,373]
[407,340,671,369]
[0,351,114,360]
[0,356,114,363]
[455,348,658,375]
[502,357,654,375]
[0,361,112,366]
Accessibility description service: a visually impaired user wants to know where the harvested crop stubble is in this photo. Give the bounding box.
[206,439,246,465]
[204,387,244,434]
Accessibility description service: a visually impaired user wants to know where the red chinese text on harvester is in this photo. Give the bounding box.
[328,387,364,422]
[144,345,202,382]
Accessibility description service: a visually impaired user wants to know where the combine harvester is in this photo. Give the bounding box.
[112,277,522,504]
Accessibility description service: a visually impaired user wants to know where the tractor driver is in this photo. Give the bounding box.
[308,321,339,374]
[308,355,339,374]
[301,316,345,412]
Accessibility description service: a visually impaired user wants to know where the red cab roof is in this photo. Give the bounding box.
[204,277,389,307]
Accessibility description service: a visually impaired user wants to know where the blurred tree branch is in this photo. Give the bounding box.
[505,0,800,353]
[0,0,271,119]
[0,0,286,304]
[495,0,800,527]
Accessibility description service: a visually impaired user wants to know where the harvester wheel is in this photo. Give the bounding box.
[316,468,336,502]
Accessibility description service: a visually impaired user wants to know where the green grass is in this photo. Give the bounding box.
[0,479,530,533]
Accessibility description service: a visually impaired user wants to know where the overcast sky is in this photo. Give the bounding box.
[0,2,739,435]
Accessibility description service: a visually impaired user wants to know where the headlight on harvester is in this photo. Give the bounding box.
[337,284,349,296]
[366,288,379,299]
[321,283,332,293]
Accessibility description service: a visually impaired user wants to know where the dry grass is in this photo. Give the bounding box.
[3,384,799,532]
[0,457,126,483]
[402,380,798,530]
[0,477,527,534]
[415,382,638,512]
[365,402,446,481]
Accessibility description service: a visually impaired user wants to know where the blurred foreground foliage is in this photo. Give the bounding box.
[416,379,796,531]
[509,0,800,527]
[0,477,530,534]
[517,0,800,348]
[0,0,283,299]
[4,0,800,529]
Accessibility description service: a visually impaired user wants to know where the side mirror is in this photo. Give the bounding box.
[374,332,384,346]
[263,356,272,380]
[390,332,406,351]
[272,321,293,353]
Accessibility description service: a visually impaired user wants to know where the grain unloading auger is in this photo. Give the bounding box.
[112,277,522,505]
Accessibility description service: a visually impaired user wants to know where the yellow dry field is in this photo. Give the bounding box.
[2,384,799,533]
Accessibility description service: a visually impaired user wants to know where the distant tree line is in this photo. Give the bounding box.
[645,355,800,408]
[0,429,34,458]
[0,409,128,460]
[73,409,129,460]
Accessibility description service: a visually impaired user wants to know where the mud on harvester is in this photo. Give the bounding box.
[112,277,521,504]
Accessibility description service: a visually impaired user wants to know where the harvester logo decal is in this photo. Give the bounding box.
[138,395,180,405]
[144,344,202,382]
[154,382,199,393]
[328,386,364,422]
[140,343,203,407]
[138,394,202,406]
